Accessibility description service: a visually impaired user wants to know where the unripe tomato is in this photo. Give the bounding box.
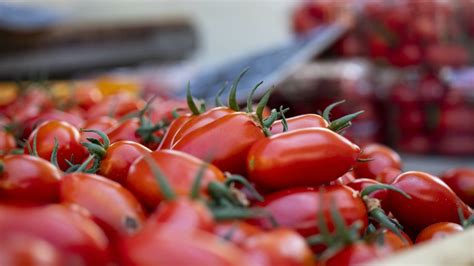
[248,128,360,191]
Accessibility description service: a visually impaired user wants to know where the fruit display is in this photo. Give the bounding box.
[0,72,472,266]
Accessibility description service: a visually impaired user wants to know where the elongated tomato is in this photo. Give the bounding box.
[270,114,329,134]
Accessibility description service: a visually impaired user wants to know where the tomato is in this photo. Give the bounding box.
[214,222,262,247]
[126,150,225,209]
[439,168,474,207]
[243,229,314,266]
[347,178,387,203]
[319,242,386,266]
[415,222,464,243]
[106,118,163,150]
[72,82,104,110]
[173,112,265,175]
[86,93,145,120]
[353,143,402,179]
[22,110,84,140]
[119,226,247,266]
[158,114,192,149]
[0,129,16,155]
[269,114,329,135]
[0,155,62,205]
[147,99,188,124]
[81,116,118,142]
[378,229,413,252]
[99,141,151,184]
[0,233,64,266]
[375,167,401,184]
[24,120,88,171]
[255,186,368,241]
[247,128,360,190]
[148,198,214,233]
[60,173,146,237]
[0,204,110,265]
[388,171,472,233]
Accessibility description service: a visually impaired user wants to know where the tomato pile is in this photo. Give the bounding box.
[0,75,473,266]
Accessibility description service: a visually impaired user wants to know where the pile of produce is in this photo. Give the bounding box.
[0,73,473,266]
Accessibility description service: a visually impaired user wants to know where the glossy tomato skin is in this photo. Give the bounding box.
[269,114,329,135]
[415,222,464,243]
[173,112,265,175]
[379,229,413,252]
[22,110,84,140]
[243,228,315,266]
[0,129,16,155]
[81,116,118,142]
[255,186,368,240]
[353,143,402,179]
[119,226,247,266]
[388,171,472,233]
[99,141,151,184]
[319,242,386,266]
[0,155,62,205]
[106,118,141,144]
[158,114,192,149]
[375,167,401,184]
[248,128,360,191]
[214,222,262,247]
[0,234,64,266]
[170,107,234,146]
[0,204,110,265]
[86,93,145,120]
[439,168,474,207]
[126,150,225,209]
[60,173,146,237]
[24,120,88,171]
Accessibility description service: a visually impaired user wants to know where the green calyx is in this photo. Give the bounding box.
[246,81,264,113]
[215,82,228,107]
[458,207,474,228]
[50,138,59,168]
[224,173,264,202]
[360,184,411,199]
[186,82,203,115]
[322,100,364,133]
[189,161,209,200]
[228,68,249,111]
[143,155,177,201]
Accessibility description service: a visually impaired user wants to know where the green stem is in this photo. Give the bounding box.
[186,82,201,115]
[329,111,364,133]
[361,184,411,199]
[215,82,228,107]
[323,100,345,122]
[81,129,110,150]
[74,154,95,173]
[246,81,264,113]
[211,206,268,221]
[279,106,289,132]
[369,208,407,244]
[50,137,59,168]
[143,155,176,201]
[81,142,107,159]
[228,68,249,111]
[224,174,264,202]
[189,162,209,200]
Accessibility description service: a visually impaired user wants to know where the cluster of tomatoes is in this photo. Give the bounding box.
[0,73,473,266]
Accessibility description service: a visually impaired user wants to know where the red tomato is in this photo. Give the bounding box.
[214,222,262,247]
[126,150,225,209]
[119,226,247,266]
[0,155,61,205]
[99,141,151,184]
[415,222,464,243]
[24,120,88,171]
[106,118,163,150]
[0,234,64,266]
[81,116,118,142]
[243,228,315,266]
[347,178,387,203]
[173,112,265,175]
[147,99,188,124]
[0,129,16,155]
[269,114,329,135]
[247,128,360,190]
[319,242,386,266]
[158,114,192,150]
[0,204,110,265]
[439,168,474,207]
[72,82,104,110]
[330,172,356,186]
[22,110,84,140]
[255,186,368,240]
[379,229,413,252]
[388,171,472,233]
[60,173,146,237]
[375,167,401,184]
[353,143,402,179]
[86,93,145,120]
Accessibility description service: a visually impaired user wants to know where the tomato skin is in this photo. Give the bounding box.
[99,141,151,184]
[255,186,368,241]
[81,116,118,142]
[0,234,64,266]
[243,228,315,266]
[0,155,62,205]
[319,242,386,266]
[269,114,329,135]
[24,120,88,171]
[22,110,84,140]
[60,173,146,237]
[379,229,413,252]
[173,112,265,175]
[119,226,247,266]
[388,171,472,233]
[171,107,234,146]
[415,222,464,243]
[106,118,141,144]
[148,198,214,233]
[330,172,356,186]
[73,83,104,110]
[375,167,401,184]
[0,204,110,265]
[158,114,192,149]
[214,222,262,247]
[247,128,360,191]
[86,93,144,120]
[347,178,387,202]
[353,143,402,179]
[0,129,16,155]
[126,150,225,209]
[439,168,474,207]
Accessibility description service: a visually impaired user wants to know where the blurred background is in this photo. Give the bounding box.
[0,0,473,172]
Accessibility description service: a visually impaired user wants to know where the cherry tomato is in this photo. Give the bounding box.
[375,167,401,184]
[86,93,145,120]
[72,82,104,110]
[214,222,262,247]
[319,242,386,266]
[439,168,474,207]
[158,114,192,149]
[388,171,472,233]
[22,110,84,140]
[0,129,16,155]
[0,204,110,265]
[243,228,314,266]
[0,155,62,205]
[60,173,146,237]
[106,118,163,150]
[81,116,118,142]
[353,143,402,179]
[24,120,88,171]
[255,186,368,240]
[269,114,329,135]
[126,150,225,209]
[119,226,247,266]
[173,112,265,175]
[248,128,360,191]
[99,141,151,184]
[415,222,464,243]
